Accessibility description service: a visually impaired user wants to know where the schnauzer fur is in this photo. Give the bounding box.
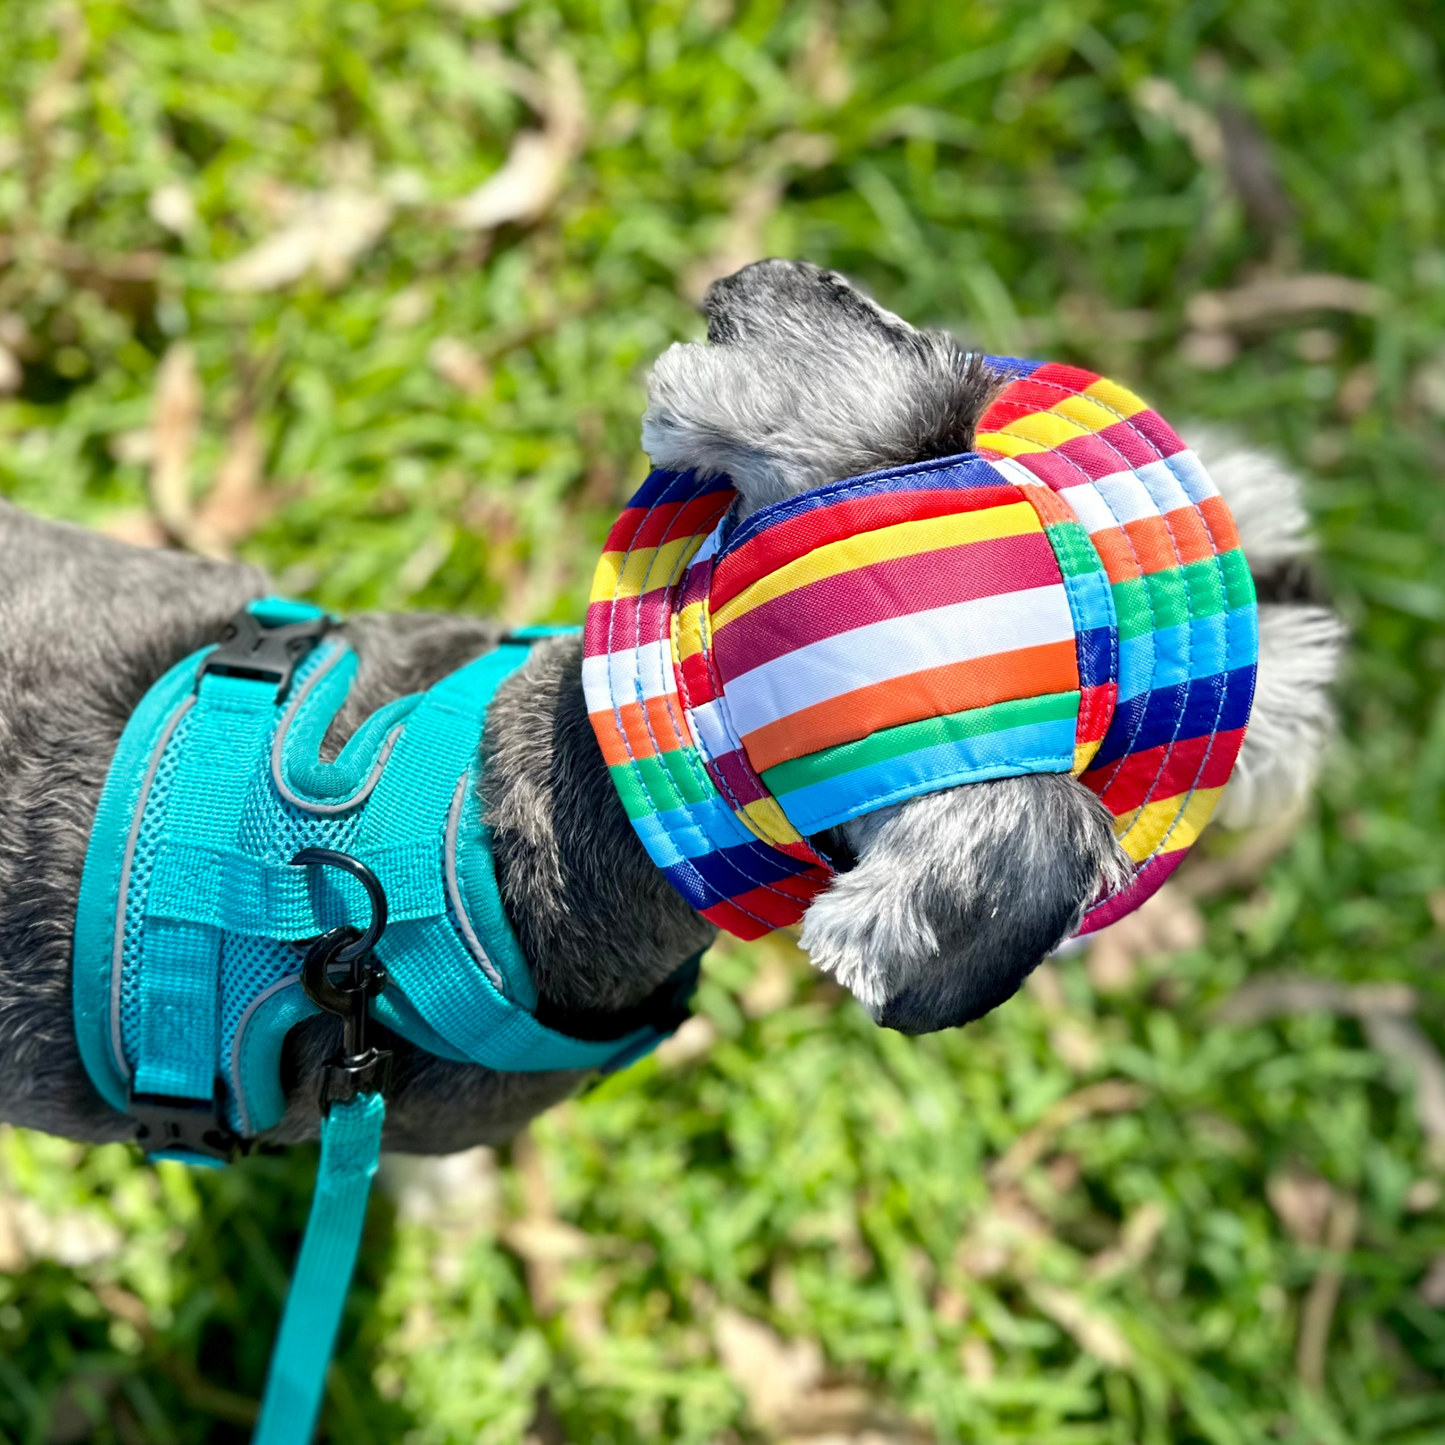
[0,257,1342,1154]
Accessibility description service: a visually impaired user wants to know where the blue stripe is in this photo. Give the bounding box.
[983,355,1044,378]
[1077,625,1115,689]
[1226,603,1258,672]
[1162,449,1217,507]
[662,839,814,911]
[1115,606,1257,705]
[1062,567,1116,637]
[631,467,734,509]
[632,791,761,867]
[1091,665,1257,768]
[773,716,1077,836]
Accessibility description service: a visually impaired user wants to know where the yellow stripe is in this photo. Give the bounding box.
[740,794,805,847]
[1083,376,1148,419]
[975,429,1049,458]
[1052,393,1123,434]
[590,533,706,603]
[711,501,1043,632]
[1071,738,1102,776]
[674,599,707,662]
[1113,786,1224,862]
[999,409,1087,450]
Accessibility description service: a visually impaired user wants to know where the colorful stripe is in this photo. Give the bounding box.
[586,358,1257,942]
[976,361,1258,929]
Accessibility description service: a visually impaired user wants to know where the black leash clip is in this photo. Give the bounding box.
[294,848,394,1111]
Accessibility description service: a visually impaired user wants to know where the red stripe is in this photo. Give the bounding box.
[1094,415,1168,471]
[1126,406,1186,459]
[998,448,1092,493]
[606,491,733,553]
[701,900,774,940]
[711,531,1062,679]
[711,484,1022,612]
[1054,429,1135,483]
[1029,361,1103,394]
[584,588,673,655]
[677,647,719,707]
[1076,682,1116,745]
[1082,727,1245,813]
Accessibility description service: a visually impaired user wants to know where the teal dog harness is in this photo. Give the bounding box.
[71,598,696,1444]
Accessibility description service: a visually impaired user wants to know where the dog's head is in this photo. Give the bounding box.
[632,259,1343,1034]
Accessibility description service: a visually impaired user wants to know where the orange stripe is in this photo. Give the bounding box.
[740,640,1080,773]
[1160,505,1215,566]
[590,694,690,767]
[1197,494,1241,551]
[1090,526,1146,582]
[1120,514,1181,574]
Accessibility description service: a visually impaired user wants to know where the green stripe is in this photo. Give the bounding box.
[1219,547,1256,611]
[1044,519,1106,578]
[610,749,712,818]
[1112,555,1255,640]
[762,692,1080,798]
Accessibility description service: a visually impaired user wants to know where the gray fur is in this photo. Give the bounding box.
[1184,427,1347,830]
[645,259,998,517]
[1212,603,1346,829]
[0,506,706,1151]
[800,780,1132,1032]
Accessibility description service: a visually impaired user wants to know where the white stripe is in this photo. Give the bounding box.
[1131,457,1195,517]
[1059,479,1131,534]
[686,695,746,764]
[723,584,1076,738]
[1083,469,1162,527]
[582,636,676,710]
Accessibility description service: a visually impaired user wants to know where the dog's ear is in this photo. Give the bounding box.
[801,778,1132,1032]
[643,258,997,518]
[1183,427,1347,829]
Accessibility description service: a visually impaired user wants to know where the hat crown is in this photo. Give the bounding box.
[584,361,1258,942]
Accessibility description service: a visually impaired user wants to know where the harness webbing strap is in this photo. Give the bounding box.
[134,673,278,1102]
[253,1091,386,1445]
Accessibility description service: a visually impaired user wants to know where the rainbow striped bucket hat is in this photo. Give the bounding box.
[585,360,1258,942]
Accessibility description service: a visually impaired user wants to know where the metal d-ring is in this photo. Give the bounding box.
[292,847,388,963]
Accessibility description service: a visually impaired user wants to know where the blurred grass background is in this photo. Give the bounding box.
[2,1,1445,1441]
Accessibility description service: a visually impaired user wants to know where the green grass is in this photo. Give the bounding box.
[3,1,1445,1441]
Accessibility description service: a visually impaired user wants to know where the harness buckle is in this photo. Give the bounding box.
[198,606,332,703]
[129,1085,245,1164]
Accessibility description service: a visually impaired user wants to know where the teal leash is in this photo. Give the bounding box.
[253,849,396,1445]
[252,1092,385,1445]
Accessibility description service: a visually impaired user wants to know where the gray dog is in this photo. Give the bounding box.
[0,260,1343,1155]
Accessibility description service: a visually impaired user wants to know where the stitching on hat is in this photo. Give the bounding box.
[980,370,1246,916]
[1008,474,1120,764]
[601,474,788,929]
[673,544,825,864]
[977,380,1176,829]
[605,471,823,929]
[980,375,1203,851]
